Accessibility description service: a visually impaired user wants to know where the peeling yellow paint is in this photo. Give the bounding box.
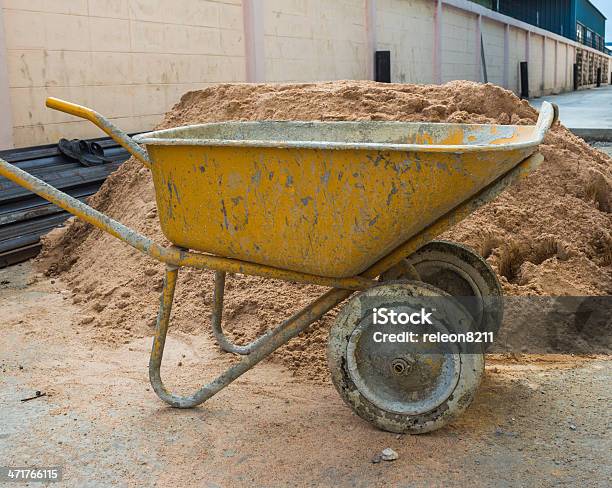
[148,144,532,278]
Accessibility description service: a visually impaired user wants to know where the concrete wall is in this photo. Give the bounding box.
[375,0,435,84]
[263,0,367,82]
[481,17,505,87]
[0,5,12,149]
[0,0,610,148]
[529,33,544,94]
[440,5,479,83]
[1,0,244,147]
[374,0,606,97]
[507,26,527,93]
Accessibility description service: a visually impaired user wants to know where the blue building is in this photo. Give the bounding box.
[475,0,607,52]
[572,0,606,51]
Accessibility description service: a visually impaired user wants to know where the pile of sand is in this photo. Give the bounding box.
[40,81,611,381]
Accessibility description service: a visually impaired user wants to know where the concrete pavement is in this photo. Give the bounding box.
[530,85,612,129]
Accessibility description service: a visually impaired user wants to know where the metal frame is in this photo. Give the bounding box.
[132,115,555,153]
[210,270,266,355]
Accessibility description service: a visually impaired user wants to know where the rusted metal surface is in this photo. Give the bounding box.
[135,104,555,278]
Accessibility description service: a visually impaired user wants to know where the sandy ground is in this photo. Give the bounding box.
[1,262,610,488]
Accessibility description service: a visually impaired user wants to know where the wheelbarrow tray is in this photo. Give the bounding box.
[134,120,545,278]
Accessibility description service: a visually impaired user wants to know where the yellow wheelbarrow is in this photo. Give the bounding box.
[0,98,557,433]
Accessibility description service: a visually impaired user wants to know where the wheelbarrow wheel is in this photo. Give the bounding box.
[327,281,484,434]
[380,240,502,341]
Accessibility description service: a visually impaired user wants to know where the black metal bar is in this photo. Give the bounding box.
[0,243,43,268]
[481,35,488,83]
[596,67,601,87]
[0,136,132,163]
[0,182,100,217]
[573,63,579,90]
[0,213,71,250]
[0,163,122,203]
[0,136,132,268]
[520,61,529,98]
[6,147,127,173]
[0,194,93,226]
[375,51,391,83]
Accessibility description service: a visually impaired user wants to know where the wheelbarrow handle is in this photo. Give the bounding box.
[534,101,559,139]
[45,97,151,168]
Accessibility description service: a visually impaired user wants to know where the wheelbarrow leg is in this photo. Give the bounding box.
[148,264,180,403]
[148,264,353,408]
[210,271,276,355]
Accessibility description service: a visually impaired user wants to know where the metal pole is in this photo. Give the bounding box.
[503,24,509,89]
[0,7,14,150]
[434,0,443,84]
[366,0,377,80]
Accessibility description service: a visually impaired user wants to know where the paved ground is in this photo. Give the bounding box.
[530,85,612,129]
[1,263,611,487]
[589,141,612,157]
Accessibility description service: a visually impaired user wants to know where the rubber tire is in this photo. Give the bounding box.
[380,240,503,340]
[328,281,485,434]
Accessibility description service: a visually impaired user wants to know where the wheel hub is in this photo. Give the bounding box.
[345,302,461,416]
[391,357,414,375]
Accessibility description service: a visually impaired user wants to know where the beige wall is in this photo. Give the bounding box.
[376,0,435,84]
[529,33,544,95]
[481,17,504,87]
[440,5,478,83]
[2,0,244,147]
[372,0,605,97]
[0,0,610,148]
[507,26,527,93]
[0,5,12,148]
[263,0,367,82]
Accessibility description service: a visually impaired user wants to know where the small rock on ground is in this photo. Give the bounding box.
[380,448,399,461]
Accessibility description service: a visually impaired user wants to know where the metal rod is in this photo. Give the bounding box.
[209,270,271,355]
[210,268,306,355]
[149,264,352,408]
